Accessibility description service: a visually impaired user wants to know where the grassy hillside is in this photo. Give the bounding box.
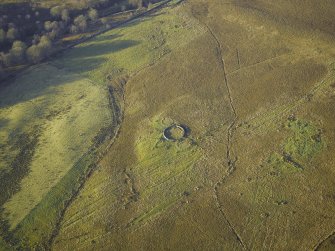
[0,0,335,250]
[0,62,113,249]
[53,0,335,250]
[0,0,204,249]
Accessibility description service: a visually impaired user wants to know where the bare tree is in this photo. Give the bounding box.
[74,15,87,32]
[44,21,53,32]
[32,34,40,45]
[129,0,143,8]
[0,52,13,67]
[44,21,64,39]
[39,35,52,50]
[27,36,52,63]
[10,40,27,64]
[49,21,60,39]
[88,8,98,21]
[26,45,43,63]
[61,9,70,23]
[50,6,62,17]
[70,25,79,34]
[6,27,18,42]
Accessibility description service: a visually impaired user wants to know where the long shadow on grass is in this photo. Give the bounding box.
[0,36,139,248]
[52,39,140,74]
[0,38,139,109]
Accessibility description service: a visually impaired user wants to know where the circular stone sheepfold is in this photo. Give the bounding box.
[163,124,187,141]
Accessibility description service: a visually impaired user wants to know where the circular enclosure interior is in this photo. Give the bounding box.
[163,124,187,141]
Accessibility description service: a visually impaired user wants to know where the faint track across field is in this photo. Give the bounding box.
[313,230,335,251]
[190,5,247,250]
[48,5,187,245]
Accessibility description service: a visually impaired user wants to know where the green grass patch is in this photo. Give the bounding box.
[267,152,300,174]
[267,118,325,173]
[284,119,324,161]
[130,116,201,225]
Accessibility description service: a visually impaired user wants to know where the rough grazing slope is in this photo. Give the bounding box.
[53,0,335,250]
[0,0,335,250]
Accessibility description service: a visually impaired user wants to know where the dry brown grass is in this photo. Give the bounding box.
[1,0,335,250]
[53,0,335,250]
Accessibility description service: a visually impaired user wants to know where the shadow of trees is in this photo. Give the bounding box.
[0,33,139,108]
[53,38,139,73]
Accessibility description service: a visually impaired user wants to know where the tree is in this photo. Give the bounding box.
[0,28,5,44]
[48,21,60,39]
[74,15,87,32]
[50,6,62,17]
[44,21,63,39]
[12,40,27,50]
[44,21,53,32]
[26,45,43,63]
[0,52,13,67]
[56,21,66,35]
[61,9,70,23]
[39,35,52,50]
[129,0,143,8]
[88,8,98,21]
[6,27,18,42]
[39,35,52,57]
[32,34,40,45]
[27,36,52,63]
[70,25,78,34]
[10,40,27,64]
[47,30,57,40]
